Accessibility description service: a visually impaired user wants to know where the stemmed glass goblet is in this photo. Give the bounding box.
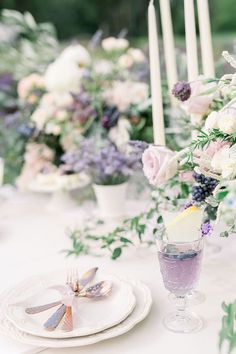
[157,236,204,333]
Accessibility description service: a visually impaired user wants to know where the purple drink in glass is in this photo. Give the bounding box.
[158,249,203,296]
[156,238,204,333]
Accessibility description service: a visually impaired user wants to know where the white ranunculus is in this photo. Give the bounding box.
[118,54,134,68]
[59,44,91,67]
[127,48,145,63]
[217,113,236,134]
[44,59,84,93]
[211,145,236,179]
[102,37,129,52]
[204,111,219,131]
[108,118,131,151]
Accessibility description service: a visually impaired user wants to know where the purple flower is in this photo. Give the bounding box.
[101,106,119,129]
[62,140,141,185]
[172,81,191,102]
[184,201,193,210]
[201,222,213,237]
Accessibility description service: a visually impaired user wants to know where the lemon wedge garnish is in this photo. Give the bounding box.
[165,206,203,242]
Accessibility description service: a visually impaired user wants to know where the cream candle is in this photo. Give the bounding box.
[148,0,166,145]
[184,0,199,81]
[159,0,178,105]
[197,0,215,77]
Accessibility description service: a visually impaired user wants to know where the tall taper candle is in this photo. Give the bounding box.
[197,0,215,77]
[148,0,165,145]
[184,0,199,81]
[159,0,178,104]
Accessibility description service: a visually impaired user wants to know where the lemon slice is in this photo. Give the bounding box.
[165,206,203,242]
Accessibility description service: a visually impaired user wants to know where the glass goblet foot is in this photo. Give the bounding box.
[163,309,203,333]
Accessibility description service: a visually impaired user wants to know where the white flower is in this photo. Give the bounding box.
[45,122,61,136]
[102,37,129,52]
[218,113,236,134]
[211,145,236,179]
[59,44,91,67]
[93,59,114,75]
[118,54,134,68]
[204,111,219,131]
[31,108,51,130]
[127,48,145,63]
[104,81,149,111]
[41,92,73,108]
[108,118,131,151]
[55,110,68,122]
[44,59,84,93]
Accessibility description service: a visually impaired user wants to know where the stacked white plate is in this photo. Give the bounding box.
[0,269,152,348]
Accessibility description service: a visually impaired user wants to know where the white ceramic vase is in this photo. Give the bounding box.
[93,182,128,219]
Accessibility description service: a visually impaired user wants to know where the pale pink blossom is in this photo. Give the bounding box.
[183,76,216,115]
[17,143,55,190]
[204,141,230,158]
[179,171,194,182]
[104,81,149,112]
[142,145,177,185]
[17,73,44,100]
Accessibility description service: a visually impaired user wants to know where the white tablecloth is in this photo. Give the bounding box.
[0,189,235,354]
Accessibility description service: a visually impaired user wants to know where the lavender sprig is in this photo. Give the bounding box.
[62,140,142,185]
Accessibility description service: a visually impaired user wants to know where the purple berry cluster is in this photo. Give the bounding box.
[192,172,218,203]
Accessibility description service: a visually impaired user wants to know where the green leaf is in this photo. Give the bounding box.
[112,248,122,260]
[217,191,229,201]
[120,237,133,244]
[157,215,163,224]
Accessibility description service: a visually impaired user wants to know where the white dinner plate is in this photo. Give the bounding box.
[0,279,152,348]
[4,269,136,339]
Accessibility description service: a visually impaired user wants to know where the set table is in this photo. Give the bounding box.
[0,188,235,354]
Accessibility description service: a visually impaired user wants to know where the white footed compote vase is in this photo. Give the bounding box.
[156,236,204,333]
[93,182,128,219]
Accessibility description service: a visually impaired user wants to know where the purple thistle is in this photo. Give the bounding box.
[201,222,213,237]
[172,81,191,102]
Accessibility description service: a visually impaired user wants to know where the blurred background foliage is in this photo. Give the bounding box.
[0,0,236,40]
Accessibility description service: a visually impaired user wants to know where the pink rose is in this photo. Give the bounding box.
[142,145,177,185]
[204,141,230,158]
[183,76,216,115]
[179,171,194,182]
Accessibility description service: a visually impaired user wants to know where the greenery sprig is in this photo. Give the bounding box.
[219,301,236,353]
[64,177,191,260]
[63,208,158,260]
[191,129,236,151]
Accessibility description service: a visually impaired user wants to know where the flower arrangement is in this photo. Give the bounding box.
[14,35,153,189]
[62,140,143,186]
